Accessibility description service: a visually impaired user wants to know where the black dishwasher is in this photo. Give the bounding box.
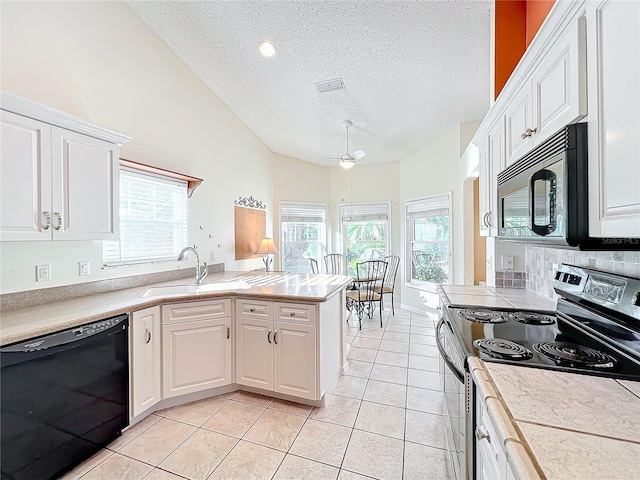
[1,314,129,480]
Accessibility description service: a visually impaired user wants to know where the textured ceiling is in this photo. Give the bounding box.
[128,1,492,167]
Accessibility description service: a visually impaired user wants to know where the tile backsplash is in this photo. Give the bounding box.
[525,246,640,301]
[495,271,526,288]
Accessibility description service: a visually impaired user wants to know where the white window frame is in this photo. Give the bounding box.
[279,201,327,273]
[103,166,189,266]
[340,201,391,276]
[405,192,453,289]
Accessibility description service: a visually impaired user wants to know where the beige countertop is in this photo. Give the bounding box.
[483,362,640,480]
[439,284,557,311]
[0,272,352,346]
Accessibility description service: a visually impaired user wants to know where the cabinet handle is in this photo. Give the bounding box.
[274,330,278,345]
[475,426,490,442]
[42,211,51,230]
[227,326,230,339]
[520,127,538,140]
[486,211,493,227]
[145,329,151,344]
[53,212,62,230]
[289,312,295,317]
[250,307,256,313]
[267,329,272,343]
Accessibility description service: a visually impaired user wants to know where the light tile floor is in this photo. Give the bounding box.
[63,308,450,480]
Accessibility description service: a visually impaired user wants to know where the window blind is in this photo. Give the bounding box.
[280,202,326,223]
[340,202,390,222]
[406,194,450,219]
[103,167,188,264]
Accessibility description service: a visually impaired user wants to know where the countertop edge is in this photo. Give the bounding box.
[1,274,352,346]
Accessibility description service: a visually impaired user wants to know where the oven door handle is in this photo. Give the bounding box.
[435,317,465,383]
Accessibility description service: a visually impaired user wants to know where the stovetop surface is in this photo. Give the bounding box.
[446,304,640,381]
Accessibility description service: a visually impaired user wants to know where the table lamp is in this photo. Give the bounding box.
[255,237,279,273]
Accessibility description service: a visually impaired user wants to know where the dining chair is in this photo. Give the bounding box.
[324,254,345,275]
[346,260,387,329]
[309,258,319,274]
[376,255,400,315]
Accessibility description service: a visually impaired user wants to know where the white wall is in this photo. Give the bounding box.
[0,1,274,293]
[272,152,332,269]
[399,126,467,313]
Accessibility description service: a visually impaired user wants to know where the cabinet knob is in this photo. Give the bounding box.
[250,307,256,313]
[42,211,51,230]
[520,127,538,139]
[475,426,490,442]
[53,212,62,231]
[290,312,295,317]
[145,328,151,344]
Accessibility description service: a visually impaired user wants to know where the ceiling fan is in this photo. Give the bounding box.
[334,120,366,169]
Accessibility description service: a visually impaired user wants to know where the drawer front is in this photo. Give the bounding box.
[236,298,273,319]
[163,299,231,324]
[274,302,316,326]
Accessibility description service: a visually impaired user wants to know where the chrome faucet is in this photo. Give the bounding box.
[177,246,208,284]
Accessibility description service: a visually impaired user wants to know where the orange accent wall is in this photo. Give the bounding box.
[526,0,556,45]
[494,0,527,99]
[494,0,556,99]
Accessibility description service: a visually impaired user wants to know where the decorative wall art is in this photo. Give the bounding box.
[234,196,267,260]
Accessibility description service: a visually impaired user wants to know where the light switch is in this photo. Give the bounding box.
[79,261,90,276]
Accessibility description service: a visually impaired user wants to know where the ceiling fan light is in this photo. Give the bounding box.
[339,158,356,169]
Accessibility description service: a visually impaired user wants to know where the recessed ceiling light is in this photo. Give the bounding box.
[258,41,276,58]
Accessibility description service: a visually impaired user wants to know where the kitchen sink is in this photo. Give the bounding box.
[140,280,249,298]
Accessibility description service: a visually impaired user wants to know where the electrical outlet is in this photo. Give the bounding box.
[36,264,51,282]
[78,261,90,276]
[502,255,514,270]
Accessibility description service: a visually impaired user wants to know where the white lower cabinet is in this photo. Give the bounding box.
[162,299,232,398]
[130,306,162,418]
[235,298,318,401]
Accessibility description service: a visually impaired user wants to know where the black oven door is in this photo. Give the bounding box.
[436,317,470,480]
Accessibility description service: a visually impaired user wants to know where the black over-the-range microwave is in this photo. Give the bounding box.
[496,122,640,250]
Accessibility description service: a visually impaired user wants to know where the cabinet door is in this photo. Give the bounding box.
[235,316,273,391]
[532,16,587,147]
[163,317,232,398]
[505,84,534,166]
[486,119,505,236]
[273,322,317,400]
[131,306,161,418]
[587,0,640,237]
[50,127,119,240]
[0,111,52,241]
[478,138,491,237]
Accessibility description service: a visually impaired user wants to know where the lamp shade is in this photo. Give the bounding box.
[255,237,279,254]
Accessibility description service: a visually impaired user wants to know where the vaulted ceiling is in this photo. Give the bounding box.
[128,1,492,167]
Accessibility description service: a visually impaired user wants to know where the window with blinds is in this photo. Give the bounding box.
[340,202,390,276]
[406,193,452,285]
[280,202,327,274]
[103,167,189,265]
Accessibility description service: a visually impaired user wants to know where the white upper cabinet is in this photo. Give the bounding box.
[0,92,130,241]
[505,16,587,166]
[586,0,640,238]
[0,111,52,240]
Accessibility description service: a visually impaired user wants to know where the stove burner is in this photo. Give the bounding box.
[473,338,533,360]
[458,309,507,324]
[508,311,556,325]
[533,342,617,369]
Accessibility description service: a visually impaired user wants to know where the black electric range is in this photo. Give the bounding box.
[445,264,640,381]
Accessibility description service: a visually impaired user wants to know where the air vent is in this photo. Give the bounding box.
[315,77,345,93]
